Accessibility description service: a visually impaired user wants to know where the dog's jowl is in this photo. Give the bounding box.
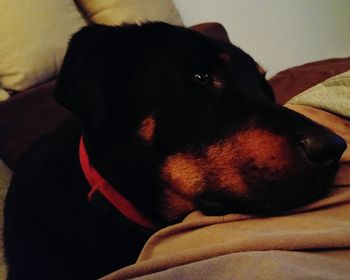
[4,23,346,279]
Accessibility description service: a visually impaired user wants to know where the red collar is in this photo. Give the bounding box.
[79,137,157,230]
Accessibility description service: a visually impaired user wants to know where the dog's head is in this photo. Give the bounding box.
[55,23,346,223]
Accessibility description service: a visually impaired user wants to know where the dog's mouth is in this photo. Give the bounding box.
[194,144,341,216]
[159,126,346,221]
[194,164,338,216]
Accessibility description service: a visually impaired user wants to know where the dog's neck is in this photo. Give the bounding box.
[79,137,158,229]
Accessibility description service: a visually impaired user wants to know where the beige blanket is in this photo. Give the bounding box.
[102,168,350,280]
[102,72,350,280]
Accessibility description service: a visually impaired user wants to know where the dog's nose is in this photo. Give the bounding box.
[301,133,347,164]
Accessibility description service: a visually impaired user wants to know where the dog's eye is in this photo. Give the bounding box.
[193,73,212,86]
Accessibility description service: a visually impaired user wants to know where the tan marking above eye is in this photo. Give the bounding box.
[212,76,224,89]
[219,53,231,64]
[138,115,156,144]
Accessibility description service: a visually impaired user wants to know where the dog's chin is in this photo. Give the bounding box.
[194,168,338,216]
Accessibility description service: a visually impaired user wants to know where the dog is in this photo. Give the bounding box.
[4,22,346,280]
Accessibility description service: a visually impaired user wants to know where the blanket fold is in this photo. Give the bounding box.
[101,183,350,279]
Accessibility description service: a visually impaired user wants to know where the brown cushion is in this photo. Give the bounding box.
[0,81,70,168]
[270,57,350,105]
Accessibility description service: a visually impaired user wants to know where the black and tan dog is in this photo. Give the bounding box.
[4,23,346,279]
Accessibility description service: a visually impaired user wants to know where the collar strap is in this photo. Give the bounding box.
[79,137,157,230]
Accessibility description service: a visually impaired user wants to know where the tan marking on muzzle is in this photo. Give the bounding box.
[162,153,205,196]
[138,116,156,144]
[206,141,247,194]
[161,153,204,220]
[234,128,291,172]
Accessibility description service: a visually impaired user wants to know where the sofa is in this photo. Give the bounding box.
[1,0,349,279]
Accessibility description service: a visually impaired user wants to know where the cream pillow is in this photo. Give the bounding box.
[287,70,350,119]
[77,0,183,26]
[0,89,10,101]
[0,0,87,92]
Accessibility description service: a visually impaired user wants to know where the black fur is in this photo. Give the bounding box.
[4,23,345,279]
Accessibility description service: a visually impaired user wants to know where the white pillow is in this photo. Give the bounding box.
[76,0,183,26]
[287,70,350,119]
[0,0,87,92]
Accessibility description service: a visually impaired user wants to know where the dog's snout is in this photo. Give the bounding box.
[301,133,347,164]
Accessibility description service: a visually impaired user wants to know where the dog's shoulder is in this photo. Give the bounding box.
[5,117,85,225]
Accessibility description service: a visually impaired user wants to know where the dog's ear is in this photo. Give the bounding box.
[54,25,116,126]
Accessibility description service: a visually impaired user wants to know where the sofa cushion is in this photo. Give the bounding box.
[269,57,350,105]
[76,0,183,26]
[0,0,87,93]
[0,81,71,169]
